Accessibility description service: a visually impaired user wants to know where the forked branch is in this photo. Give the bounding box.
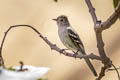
[85,0,120,80]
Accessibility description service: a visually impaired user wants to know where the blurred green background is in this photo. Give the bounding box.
[0,0,120,80]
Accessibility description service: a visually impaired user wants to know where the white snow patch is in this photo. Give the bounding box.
[0,65,50,80]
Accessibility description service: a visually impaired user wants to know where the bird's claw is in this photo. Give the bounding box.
[73,50,79,59]
[73,52,78,59]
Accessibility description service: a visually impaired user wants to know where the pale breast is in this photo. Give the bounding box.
[58,28,78,52]
[58,28,67,45]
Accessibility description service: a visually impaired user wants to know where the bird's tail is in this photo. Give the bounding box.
[84,58,97,76]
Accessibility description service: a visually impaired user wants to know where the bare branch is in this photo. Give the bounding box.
[96,66,107,80]
[85,0,108,61]
[95,32,107,60]
[85,0,110,61]
[0,0,119,79]
[85,0,98,24]
[102,1,120,30]
[84,0,120,79]
[0,25,101,67]
[79,53,101,60]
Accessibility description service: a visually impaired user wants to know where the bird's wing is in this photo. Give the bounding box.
[67,27,85,54]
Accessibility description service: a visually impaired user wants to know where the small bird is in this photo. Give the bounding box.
[53,15,97,76]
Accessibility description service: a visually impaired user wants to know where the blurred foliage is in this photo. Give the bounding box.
[8,66,16,71]
[113,0,119,8]
[37,78,48,80]
[113,0,120,19]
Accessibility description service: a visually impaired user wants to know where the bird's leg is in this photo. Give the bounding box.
[59,49,69,53]
[73,50,79,58]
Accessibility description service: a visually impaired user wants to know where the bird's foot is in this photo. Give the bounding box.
[73,50,79,59]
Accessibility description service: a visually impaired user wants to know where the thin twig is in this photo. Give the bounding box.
[111,64,120,80]
[17,61,28,72]
[108,68,120,71]
[0,25,101,67]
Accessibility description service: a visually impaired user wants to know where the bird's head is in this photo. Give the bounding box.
[53,15,70,27]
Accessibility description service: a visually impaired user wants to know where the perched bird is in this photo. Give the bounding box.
[53,15,97,76]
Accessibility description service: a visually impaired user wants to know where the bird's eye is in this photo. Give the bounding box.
[60,19,64,22]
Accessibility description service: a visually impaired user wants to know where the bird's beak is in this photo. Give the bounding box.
[52,18,57,21]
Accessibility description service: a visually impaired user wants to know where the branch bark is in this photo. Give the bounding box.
[0,0,119,79]
[85,0,120,80]
[102,1,120,30]
[0,25,101,68]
